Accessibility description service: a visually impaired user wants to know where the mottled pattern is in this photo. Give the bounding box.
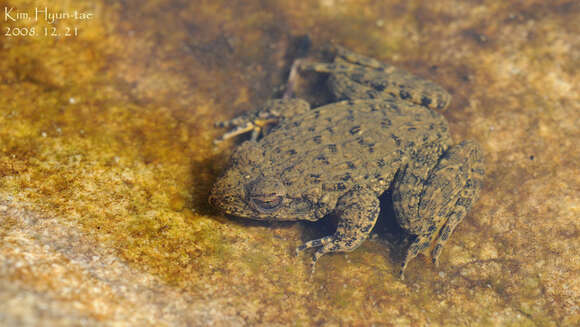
[210,47,485,278]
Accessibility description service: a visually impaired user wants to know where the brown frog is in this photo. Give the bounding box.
[209,46,484,278]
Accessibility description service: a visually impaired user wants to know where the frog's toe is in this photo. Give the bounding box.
[431,244,443,267]
[296,235,333,255]
[296,236,336,277]
[213,121,257,144]
[310,244,334,276]
[400,238,432,280]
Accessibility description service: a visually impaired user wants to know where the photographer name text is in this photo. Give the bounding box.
[4,7,93,24]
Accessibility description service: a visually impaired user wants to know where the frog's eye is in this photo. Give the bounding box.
[249,194,283,213]
[246,176,285,214]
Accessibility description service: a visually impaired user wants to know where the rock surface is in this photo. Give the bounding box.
[0,0,578,326]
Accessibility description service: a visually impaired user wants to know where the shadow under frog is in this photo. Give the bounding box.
[209,46,485,279]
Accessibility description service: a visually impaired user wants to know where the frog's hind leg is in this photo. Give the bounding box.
[430,144,485,266]
[392,141,448,279]
[296,187,380,275]
[214,98,310,143]
[333,46,451,110]
[396,140,484,279]
[300,46,451,110]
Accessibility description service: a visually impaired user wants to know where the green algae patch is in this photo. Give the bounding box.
[0,0,242,287]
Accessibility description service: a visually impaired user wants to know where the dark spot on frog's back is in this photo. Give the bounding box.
[287,149,297,155]
[374,84,386,91]
[316,154,329,165]
[391,134,401,146]
[349,126,361,135]
[421,96,432,107]
[328,144,337,152]
[313,135,322,144]
[389,103,401,115]
[399,90,411,100]
[309,173,321,183]
[381,118,392,128]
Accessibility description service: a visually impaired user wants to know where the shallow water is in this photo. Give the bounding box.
[0,0,579,325]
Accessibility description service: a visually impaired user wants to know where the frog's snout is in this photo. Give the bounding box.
[208,192,218,208]
[208,183,222,209]
[208,177,237,213]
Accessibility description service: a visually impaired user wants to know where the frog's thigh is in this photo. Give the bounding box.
[400,141,484,278]
[299,188,380,271]
[333,45,396,71]
[393,141,448,233]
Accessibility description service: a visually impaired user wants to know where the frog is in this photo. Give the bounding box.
[209,46,485,279]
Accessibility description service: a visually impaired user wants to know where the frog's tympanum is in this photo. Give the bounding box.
[209,46,484,279]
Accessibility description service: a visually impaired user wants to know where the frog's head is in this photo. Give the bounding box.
[209,141,319,221]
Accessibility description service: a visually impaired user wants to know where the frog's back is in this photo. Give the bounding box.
[258,99,450,194]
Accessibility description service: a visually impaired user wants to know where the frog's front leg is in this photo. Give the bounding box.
[296,187,380,275]
[214,98,310,143]
[300,46,451,110]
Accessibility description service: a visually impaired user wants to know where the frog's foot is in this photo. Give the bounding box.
[282,59,303,99]
[296,188,380,276]
[299,46,451,110]
[214,115,275,144]
[214,99,310,144]
[398,141,484,279]
[295,235,333,276]
[400,237,432,280]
